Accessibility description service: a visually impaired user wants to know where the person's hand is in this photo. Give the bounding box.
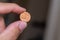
[0,3,27,40]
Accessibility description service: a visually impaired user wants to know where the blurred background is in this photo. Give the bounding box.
[0,0,60,40]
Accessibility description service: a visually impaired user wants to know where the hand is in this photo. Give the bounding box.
[0,3,27,40]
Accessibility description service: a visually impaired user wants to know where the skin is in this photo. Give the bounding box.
[0,3,27,40]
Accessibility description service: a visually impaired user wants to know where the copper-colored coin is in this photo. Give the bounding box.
[20,12,31,22]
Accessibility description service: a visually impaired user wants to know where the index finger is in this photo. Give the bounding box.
[0,3,26,14]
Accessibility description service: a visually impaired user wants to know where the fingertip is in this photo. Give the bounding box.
[20,7,26,12]
[6,21,27,32]
[19,21,27,31]
[12,5,26,14]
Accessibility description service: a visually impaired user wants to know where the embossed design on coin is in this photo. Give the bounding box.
[20,12,31,22]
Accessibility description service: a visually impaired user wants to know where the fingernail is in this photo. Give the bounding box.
[19,21,27,31]
[20,7,26,11]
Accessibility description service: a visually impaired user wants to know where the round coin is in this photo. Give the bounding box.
[20,12,31,22]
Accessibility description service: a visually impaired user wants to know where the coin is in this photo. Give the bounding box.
[20,12,31,22]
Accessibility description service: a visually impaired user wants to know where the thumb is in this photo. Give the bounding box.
[0,21,27,40]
